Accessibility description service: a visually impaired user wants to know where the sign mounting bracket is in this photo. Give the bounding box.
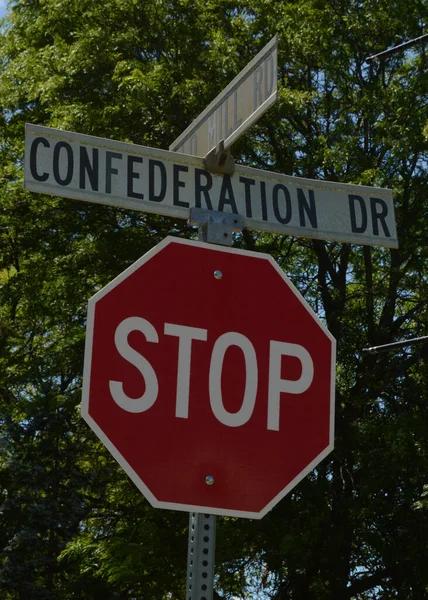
[189,207,243,246]
[203,139,235,175]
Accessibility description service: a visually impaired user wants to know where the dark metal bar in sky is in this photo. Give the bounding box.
[365,33,428,63]
[362,336,428,354]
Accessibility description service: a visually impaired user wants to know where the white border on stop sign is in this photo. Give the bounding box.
[81,236,336,519]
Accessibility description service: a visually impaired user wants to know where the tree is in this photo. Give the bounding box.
[0,0,427,598]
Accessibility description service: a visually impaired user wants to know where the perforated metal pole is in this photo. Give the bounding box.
[186,513,216,600]
[185,205,241,600]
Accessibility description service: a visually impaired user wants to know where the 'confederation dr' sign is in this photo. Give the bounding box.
[24,125,398,248]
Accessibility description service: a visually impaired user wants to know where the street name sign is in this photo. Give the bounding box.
[82,236,336,518]
[169,35,278,157]
[25,124,398,248]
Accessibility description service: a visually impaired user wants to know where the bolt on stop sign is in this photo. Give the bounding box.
[82,237,336,519]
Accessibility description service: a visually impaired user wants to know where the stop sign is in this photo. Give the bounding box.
[82,236,335,519]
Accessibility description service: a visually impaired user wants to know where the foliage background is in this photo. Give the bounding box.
[0,0,427,598]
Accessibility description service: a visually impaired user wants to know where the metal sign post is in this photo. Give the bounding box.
[186,513,216,600]
[184,208,243,600]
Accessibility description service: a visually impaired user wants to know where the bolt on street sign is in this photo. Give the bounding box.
[24,124,398,248]
[169,35,278,157]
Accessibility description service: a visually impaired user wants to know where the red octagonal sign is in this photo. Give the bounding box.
[82,237,336,519]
